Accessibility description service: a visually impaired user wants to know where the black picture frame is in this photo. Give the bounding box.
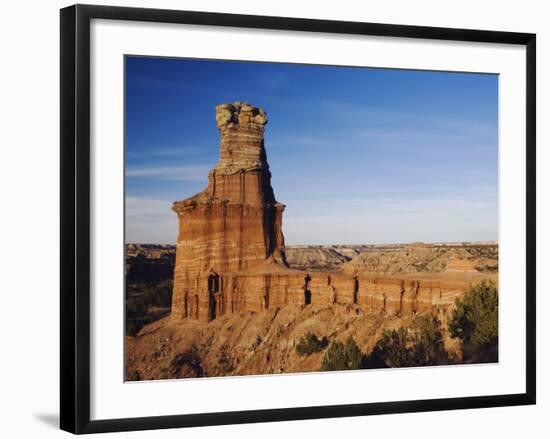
[60,4,536,434]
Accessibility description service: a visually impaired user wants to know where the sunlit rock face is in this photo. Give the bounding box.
[170,103,487,324]
[171,102,287,322]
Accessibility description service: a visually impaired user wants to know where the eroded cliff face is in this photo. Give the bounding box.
[126,300,468,380]
[170,102,496,325]
[171,102,286,322]
[126,305,421,379]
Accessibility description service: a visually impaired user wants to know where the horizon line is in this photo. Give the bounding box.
[126,239,499,246]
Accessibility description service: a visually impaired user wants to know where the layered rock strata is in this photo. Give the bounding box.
[171,102,483,323]
[171,102,286,322]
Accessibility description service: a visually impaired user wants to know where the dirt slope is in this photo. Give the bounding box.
[125,303,458,380]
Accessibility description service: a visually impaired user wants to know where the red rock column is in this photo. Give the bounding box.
[171,102,287,322]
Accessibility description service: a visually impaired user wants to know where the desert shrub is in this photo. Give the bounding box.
[364,315,449,368]
[296,332,329,356]
[364,327,409,368]
[448,280,498,362]
[170,345,204,378]
[320,336,363,371]
[409,315,450,366]
[125,280,173,336]
[141,280,173,308]
[125,319,141,337]
[126,369,141,381]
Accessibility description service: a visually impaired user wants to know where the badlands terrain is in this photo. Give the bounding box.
[126,241,498,277]
[125,241,498,380]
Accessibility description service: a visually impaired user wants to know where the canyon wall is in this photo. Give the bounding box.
[190,270,468,321]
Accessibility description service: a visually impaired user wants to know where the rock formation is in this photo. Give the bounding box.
[170,102,495,324]
[125,103,500,380]
[171,102,286,322]
[341,244,498,275]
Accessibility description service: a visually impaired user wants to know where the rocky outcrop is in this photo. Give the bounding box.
[125,103,500,379]
[445,258,477,272]
[126,298,467,380]
[125,243,497,275]
[342,243,498,275]
[284,246,353,271]
[171,102,286,322]
[170,103,497,325]
[126,306,391,379]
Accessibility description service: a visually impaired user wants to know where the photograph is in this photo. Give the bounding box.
[124,56,499,381]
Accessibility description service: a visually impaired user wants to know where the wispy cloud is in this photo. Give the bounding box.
[359,127,471,143]
[150,146,204,157]
[317,99,496,138]
[126,145,207,159]
[126,164,210,181]
[125,197,177,244]
[126,197,174,216]
[125,59,498,244]
[283,196,497,245]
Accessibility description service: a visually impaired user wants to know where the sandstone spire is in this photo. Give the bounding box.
[207,102,275,205]
[167,103,485,327]
[171,102,287,321]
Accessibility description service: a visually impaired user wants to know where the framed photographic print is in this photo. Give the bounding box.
[60,4,536,434]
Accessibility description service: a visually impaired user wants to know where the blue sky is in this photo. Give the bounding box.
[125,56,498,245]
